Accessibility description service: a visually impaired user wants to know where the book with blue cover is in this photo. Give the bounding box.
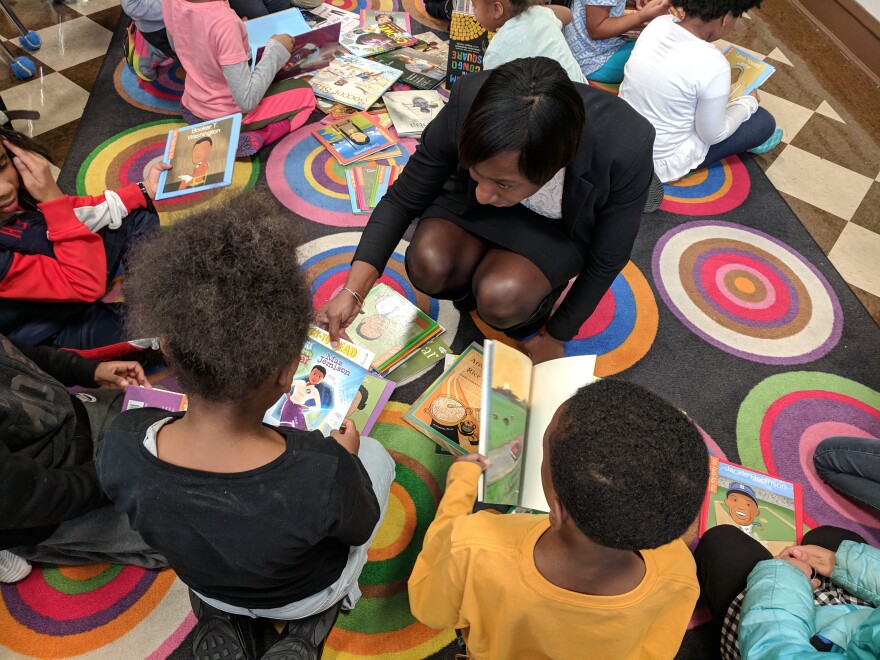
[724,46,775,99]
[245,7,311,66]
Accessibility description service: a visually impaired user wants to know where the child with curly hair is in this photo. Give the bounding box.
[97,193,395,660]
[163,0,316,157]
[0,127,164,349]
[409,379,709,658]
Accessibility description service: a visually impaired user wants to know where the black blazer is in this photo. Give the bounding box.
[353,70,656,340]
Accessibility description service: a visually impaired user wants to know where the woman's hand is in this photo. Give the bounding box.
[777,544,836,578]
[4,140,63,203]
[519,333,565,365]
[316,291,362,348]
[143,161,172,200]
[455,452,491,472]
[94,361,151,389]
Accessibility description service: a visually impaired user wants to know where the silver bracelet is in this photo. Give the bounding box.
[341,287,365,307]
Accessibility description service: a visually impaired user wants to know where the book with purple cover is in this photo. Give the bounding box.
[256,21,342,80]
[122,385,188,412]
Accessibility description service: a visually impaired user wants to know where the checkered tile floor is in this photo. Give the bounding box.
[1,0,878,323]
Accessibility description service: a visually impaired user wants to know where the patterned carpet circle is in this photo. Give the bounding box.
[0,565,193,658]
[660,156,751,216]
[325,403,456,658]
[298,232,460,350]
[737,372,880,544]
[326,0,395,13]
[76,120,259,226]
[267,123,417,227]
[653,221,842,364]
[472,261,658,377]
[113,59,184,115]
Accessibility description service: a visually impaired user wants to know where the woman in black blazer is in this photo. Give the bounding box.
[318,57,656,364]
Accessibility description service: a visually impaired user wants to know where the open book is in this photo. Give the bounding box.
[724,46,775,99]
[244,7,310,67]
[478,341,597,510]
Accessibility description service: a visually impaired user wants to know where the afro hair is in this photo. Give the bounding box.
[678,0,762,21]
[123,192,312,402]
[549,379,708,551]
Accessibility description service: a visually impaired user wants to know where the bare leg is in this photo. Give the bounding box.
[406,218,490,297]
[472,248,552,329]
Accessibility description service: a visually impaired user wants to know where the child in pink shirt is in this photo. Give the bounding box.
[164,0,316,156]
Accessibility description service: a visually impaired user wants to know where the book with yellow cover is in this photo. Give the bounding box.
[724,46,775,99]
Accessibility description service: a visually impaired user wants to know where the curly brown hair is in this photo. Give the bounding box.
[123,193,312,401]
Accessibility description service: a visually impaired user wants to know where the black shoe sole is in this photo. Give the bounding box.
[262,604,342,660]
[193,614,247,660]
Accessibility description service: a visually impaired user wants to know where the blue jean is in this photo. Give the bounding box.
[696,107,776,169]
[587,40,634,84]
[814,436,880,512]
[0,207,159,349]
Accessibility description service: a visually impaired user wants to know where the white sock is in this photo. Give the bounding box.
[0,550,32,583]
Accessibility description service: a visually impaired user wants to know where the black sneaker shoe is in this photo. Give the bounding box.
[643,172,665,214]
[262,603,343,660]
[189,590,276,660]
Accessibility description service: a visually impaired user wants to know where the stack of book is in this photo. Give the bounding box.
[382,89,447,137]
[312,110,400,165]
[344,163,404,214]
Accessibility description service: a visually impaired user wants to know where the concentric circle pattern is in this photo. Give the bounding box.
[299,233,459,375]
[267,123,417,227]
[113,59,184,115]
[473,261,657,377]
[737,372,880,545]
[326,0,394,13]
[0,564,193,658]
[76,120,259,226]
[324,402,456,658]
[653,221,842,364]
[660,155,751,216]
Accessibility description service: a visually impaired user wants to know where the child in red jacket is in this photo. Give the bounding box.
[0,128,165,349]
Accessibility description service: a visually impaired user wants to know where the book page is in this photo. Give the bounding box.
[479,341,532,506]
[519,355,598,512]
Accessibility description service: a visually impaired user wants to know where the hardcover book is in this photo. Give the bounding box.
[313,111,398,165]
[371,47,446,90]
[121,385,188,412]
[309,54,402,110]
[359,10,412,33]
[301,4,360,33]
[244,7,311,66]
[345,372,396,436]
[156,114,241,201]
[700,457,803,555]
[256,21,341,80]
[412,32,450,60]
[340,24,418,57]
[447,0,494,87]
[724,45,775,99]
[383,89,447,137]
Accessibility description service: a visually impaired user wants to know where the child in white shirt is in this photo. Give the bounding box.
[474,0,587,84]
[619,1,781,182]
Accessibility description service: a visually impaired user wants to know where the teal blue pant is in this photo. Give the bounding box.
[587,40,635,84]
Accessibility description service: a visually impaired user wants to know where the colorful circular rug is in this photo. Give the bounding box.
[113,59,184,115]
[0,565,193,659]
[737,372,880,545]
[472,261,658,377]
[76,120,259,227]
[653,221,842,365]
[298,232,460,355]
[325,403,456,658]
[660,156,751,216]
[267,123,417,227]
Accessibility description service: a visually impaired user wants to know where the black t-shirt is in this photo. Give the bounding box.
[97,408,381,609]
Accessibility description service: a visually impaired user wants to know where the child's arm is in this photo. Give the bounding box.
[408,457,487,629]
[546,4,573,26]
[222,36,294,114]
[584,0,670,40]
[694,91,759,147]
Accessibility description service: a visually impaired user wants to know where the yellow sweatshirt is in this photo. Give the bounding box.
[408,462,699,659]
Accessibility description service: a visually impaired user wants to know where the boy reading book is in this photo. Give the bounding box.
[409,379,708,659]
[97,194,395,660]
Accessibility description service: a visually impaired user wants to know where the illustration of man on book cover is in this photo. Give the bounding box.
[161,118,235,196]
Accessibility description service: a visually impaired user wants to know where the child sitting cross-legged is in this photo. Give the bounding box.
[409,379,709,659]
[97,194,395,660]
[473,0,586,83]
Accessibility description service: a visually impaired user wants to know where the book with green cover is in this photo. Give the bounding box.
[386,335,450,384]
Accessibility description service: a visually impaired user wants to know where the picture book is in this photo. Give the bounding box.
[372,47,446,90]
[404,343,483,455]
[262,331,373,436]
[478,341,598,510]
[256,21,341,80]
[344,164,378,214]
[370,163,403,205]
[340,24,418,58]
[313,111,398,165]
[348,283,444,376]
[302,4,359,33]
[309,54,402,110]
[121,385,187,412]
[302,325,375,369]
[359,10,412,33]
[412,32,450,60]
[724,46,775,99]
[345,372,396,436]
[156,114,241,201]
[244,7,311,66]
[386,335,450,384]
[447,0,494,87]
[383,89,447,137]
[700,457,803,555]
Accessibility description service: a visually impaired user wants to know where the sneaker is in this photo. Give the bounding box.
[262,603,342,660]
[0,550,31,583]
[236,132,264,158]
[189,590,276,660]
[749,128,783,155]
[643,172,665,214]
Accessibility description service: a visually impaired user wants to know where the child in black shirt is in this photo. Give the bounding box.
[97,194,395,660]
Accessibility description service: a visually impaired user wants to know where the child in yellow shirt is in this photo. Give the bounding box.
[409,379,709,659]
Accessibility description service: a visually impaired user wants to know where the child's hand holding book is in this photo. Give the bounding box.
[332,418,361,454]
